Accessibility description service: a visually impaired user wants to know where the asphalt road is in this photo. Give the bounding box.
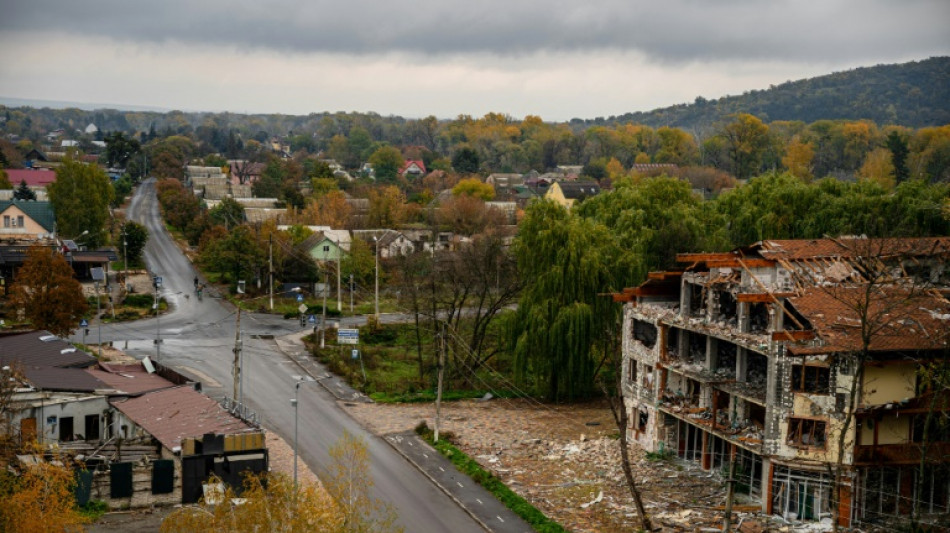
[78,179,487,533]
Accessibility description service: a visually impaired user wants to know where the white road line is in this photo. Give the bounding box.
[456,481,464,488]
[439,466,445,472]
[497,516,505,523]
[423,453,429,459]
[476,498,483,505]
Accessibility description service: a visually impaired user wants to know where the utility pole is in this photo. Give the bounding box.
[349,274,354,313]
[122,225,128,292]
[233,306,242,405]
[434,322,446,443]
[154,276,161,362]
[268,234,274,310]
[336,243,342,312]
[320,268,328,348]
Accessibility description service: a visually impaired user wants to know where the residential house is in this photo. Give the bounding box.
[486,173,524,199]
[5,168,57,190]
[353,229,416,258]
[228,160,266,185]
[0,199,56,240]
[631,163,678,175]
[617,237,950,527]
[544,181,601,209]
[300,230,349,262]
[399,160,426,179]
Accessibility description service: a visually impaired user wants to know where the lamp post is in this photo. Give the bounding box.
[291,375,316,493]
[91,267,105,359]
[372,236,379,318]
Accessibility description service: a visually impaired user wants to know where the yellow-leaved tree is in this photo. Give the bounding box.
[0,451,87,533]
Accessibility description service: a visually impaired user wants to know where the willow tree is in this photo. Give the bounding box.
[508,200,618,401]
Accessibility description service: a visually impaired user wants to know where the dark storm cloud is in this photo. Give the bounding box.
[3,0,948,63]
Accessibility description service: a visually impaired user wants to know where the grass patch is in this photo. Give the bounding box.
[416,423,567,533]
[78,500,108,521]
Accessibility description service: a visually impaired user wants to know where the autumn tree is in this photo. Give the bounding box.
[435,195,505,236]
[367,186,405,228]
[857,147,896,189]
[321,431,402,532]
[0,452,86,533]
[10,245,87,337]
[299,190,352,228]
[47,157,114,247]
[450,177,494,201]
[782,136,815,181]
[0,169,11,190]
[718,113,770,179]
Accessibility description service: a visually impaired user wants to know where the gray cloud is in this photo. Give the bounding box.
[2,0,947,63]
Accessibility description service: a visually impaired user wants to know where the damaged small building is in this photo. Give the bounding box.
[617,237,950,527]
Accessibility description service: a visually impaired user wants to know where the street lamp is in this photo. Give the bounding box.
[291,375,316,493]
[91,267,105,359]
[372,235,379,318]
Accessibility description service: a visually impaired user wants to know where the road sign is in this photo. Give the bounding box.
[298,304,307,314]
[308,314,316,324]
[296,294,304,302]
[79,318,89,328]
[351,349,359,360]
[153,276,162,288]
[338,328,359,345]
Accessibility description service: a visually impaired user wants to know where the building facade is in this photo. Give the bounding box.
[619,237,950,527]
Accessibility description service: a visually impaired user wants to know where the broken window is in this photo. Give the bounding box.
[666,327,680,356]
[638,409,649,432]
[749,302,769,333]
[786,418,827,448]
[632,319,657,348]
[717,290,737,321]
[642,365,655,390]
[688,284,705,316]
[771,466,832,521]
[749,403,766,429]
[790,364,831,394]
[688,332,706,364]
[716,341,737,378]
[628,360,638,384]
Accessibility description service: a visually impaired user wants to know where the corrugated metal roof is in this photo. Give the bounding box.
[758,237,950,261]
[85,363,175,396]
[110,386,254,450]
[23,366,108,392]
[0,330,97,368]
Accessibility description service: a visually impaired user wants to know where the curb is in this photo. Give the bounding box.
[381,433,493,533]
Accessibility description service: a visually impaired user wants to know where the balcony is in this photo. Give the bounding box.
[853,441,950,465]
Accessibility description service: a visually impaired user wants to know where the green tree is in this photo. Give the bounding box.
[12,180,34,200]
[47,157,114,247]
[208,196,246,229]
[10,245,88,337]
[451,146,480,174]
[0,169,11,190]
[886,129,910,183]
[508,200,617,401]
[121,221,148,267]
[368,146,405,183]
[198,225,265,284]
[103,131,141,168]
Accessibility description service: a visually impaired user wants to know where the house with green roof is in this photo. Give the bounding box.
[0,200,56,241]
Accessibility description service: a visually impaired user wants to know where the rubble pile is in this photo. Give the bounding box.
[345,399,777,532]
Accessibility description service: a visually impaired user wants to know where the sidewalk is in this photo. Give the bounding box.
[273,329,533,533]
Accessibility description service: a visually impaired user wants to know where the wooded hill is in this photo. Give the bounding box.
[575,57,950,132]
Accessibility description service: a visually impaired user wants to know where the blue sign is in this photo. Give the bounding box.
[308,314,316,324]
[79,318,89,328]
[338,328,359,345]
[296,294,304,302]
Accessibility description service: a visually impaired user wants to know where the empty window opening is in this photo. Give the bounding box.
[688,284,705,316]
[747,352,769,383]
[791,365,830,394]
[638,409,649,432]
[642,365,655,390]
[84,414,100,442]
[688,332,706,364]
[628,360,638,384]
[716,342,738,378]
[686,378,701,406]
[633,319,658,349]
[666,327,680,357]
[786,418,827,449]
[733,446,764,496]
[750,303,770,333]
[749,403,766,429]
[912,414,950,443]
[59,416,74,442]
[673,419,705,464]
[717,290,737,321]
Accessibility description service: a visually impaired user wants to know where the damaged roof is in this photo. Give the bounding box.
[85,363,175,396]
[788,286,950,354]
[110,385,254,451]
[22,366,109,392]
[755,237,950,261]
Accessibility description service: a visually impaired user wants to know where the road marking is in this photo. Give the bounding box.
[476,498,483,505]
[497,516,505,523]
[423,453,429,459]
[438,466,444,472]
[456,481,464,488]
[407,441,413,447]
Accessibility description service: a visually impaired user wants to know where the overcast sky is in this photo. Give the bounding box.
[1,0,948,122]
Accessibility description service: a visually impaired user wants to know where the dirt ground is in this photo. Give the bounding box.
[343,398,770,533]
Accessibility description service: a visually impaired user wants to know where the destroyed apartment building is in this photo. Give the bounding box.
[616,236,950,528]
